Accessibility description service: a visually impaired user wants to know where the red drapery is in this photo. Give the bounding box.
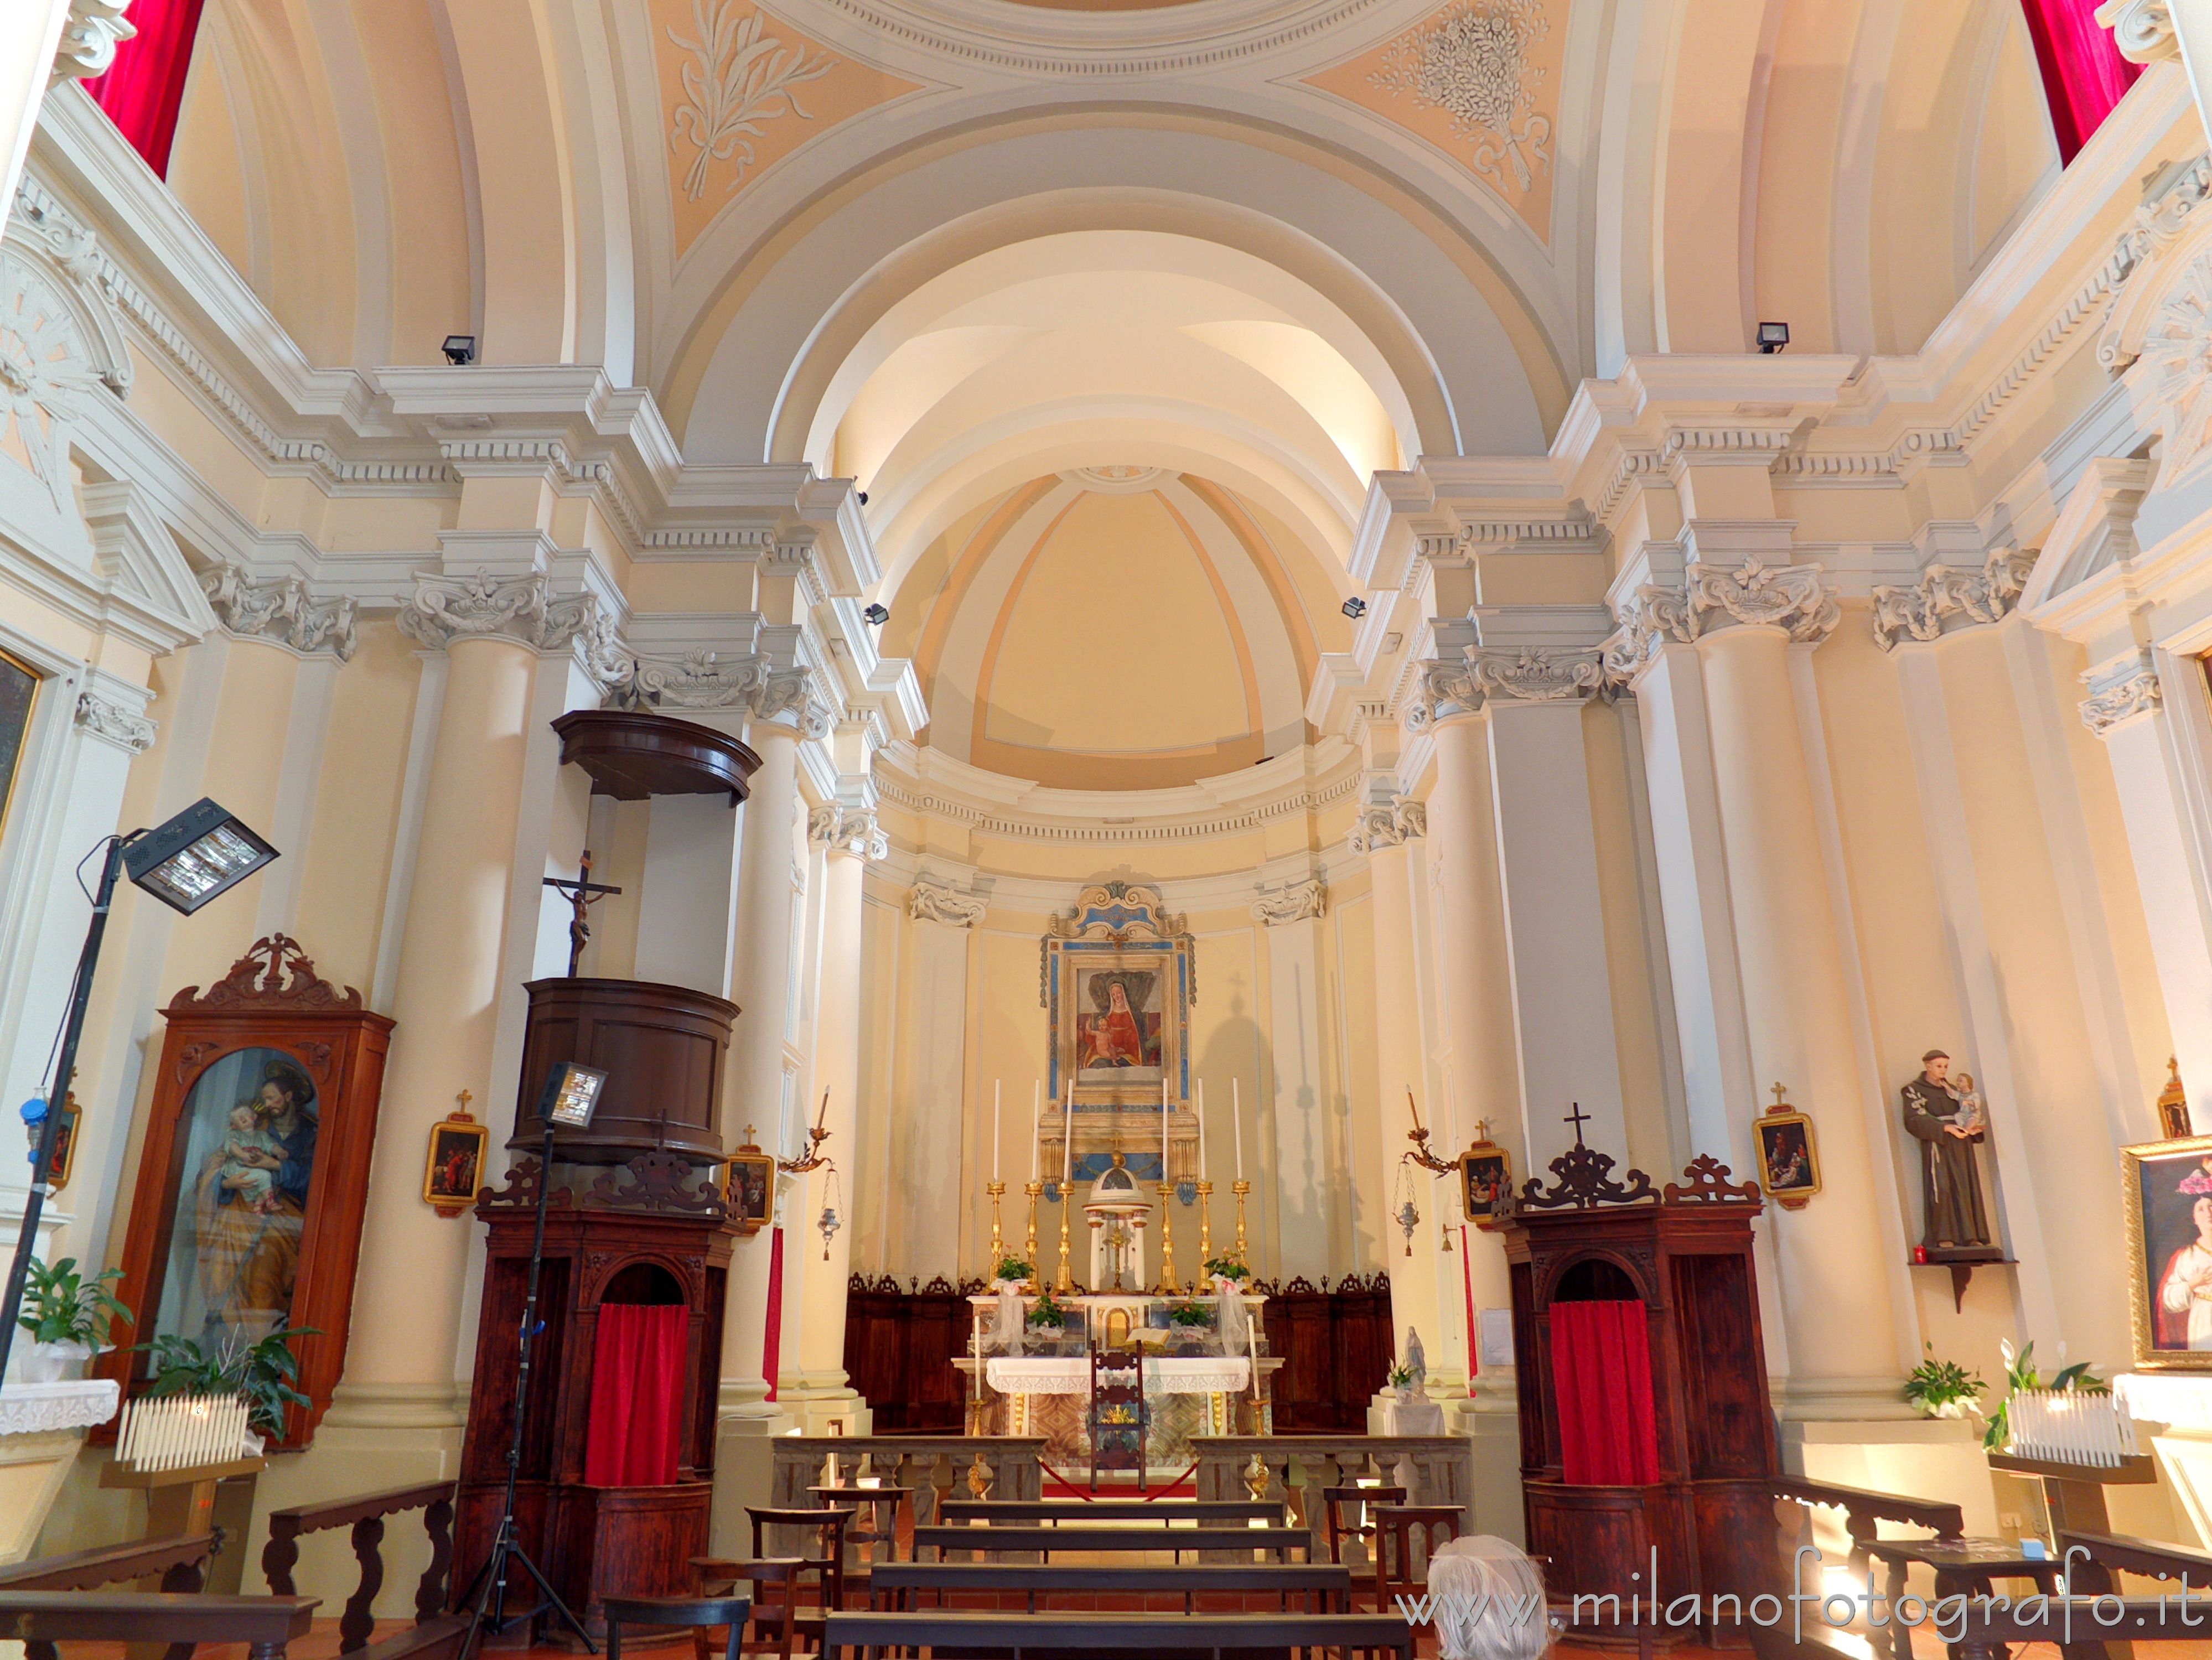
[1550,1300,1661,1486]
[762,1226,786,1402]
[2016,0,2142,164]
[583,1304,686,1487]
[79,0,209,178]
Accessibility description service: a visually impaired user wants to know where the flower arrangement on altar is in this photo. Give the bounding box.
[1026,1287,1071,1330]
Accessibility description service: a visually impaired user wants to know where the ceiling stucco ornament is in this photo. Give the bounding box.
[2095,0,2177,63]
[1347,797,1423,855]
[1251,876,1327,926]
[595,641,770,712]
[50,0,136,85]
[1469,646,1605,702]
[0,251,97,502]
[1604,556,1837,684]
[666,0,836,203]
[199,563,359,661]
[1371,0,1551,195]
[396,570,600,653]
[2099,157,2212,371]
[809,804,889,862]
[909,875,988,927]
[75,687,156,755]
[2080,653,2163,739]
[1869,548,2036,652]
[2138,254,2212,486]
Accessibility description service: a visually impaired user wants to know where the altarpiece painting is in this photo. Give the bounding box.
[1042,883,1196,1185]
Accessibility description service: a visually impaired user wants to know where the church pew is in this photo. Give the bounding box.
[941,1500,1285,1525]
[1771,1475,1966,1571]
[0,1590,318,1658]
[0,1532,214,1593]
[823,1608,1413,1660]
[913,1525,1311,1563]
[868,1560,1353,1612]
[262,1479,465,1660]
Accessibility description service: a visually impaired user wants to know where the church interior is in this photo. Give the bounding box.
[9,0,2212,1653]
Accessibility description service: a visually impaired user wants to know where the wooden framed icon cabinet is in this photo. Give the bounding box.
[99,936,394,1449]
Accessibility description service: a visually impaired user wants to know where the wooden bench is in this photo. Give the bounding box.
[1771,1476,1966,1572]
[823,1609,1413,1659]
[868,1561,1353,1613]
[940,1502,1285,1526]
[0,1533,214,1594]
[261,1479,463,1660]
[913,1526,1311,1563]
[0,1590,317,1659]
[1748,1476,1970,1660]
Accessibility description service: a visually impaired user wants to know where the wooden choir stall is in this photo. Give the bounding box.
[454,709,760,1645]
[1501,1128,1778,1649]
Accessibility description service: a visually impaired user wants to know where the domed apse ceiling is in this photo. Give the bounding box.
[898,468,1348,791]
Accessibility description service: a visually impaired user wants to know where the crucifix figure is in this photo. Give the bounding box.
[1562,1102,1593,1147]
[543,850,622,977]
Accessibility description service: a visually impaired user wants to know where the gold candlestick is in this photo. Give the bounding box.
[1196,1179,1214,1268]
[1023,1180,1042,1286]
[987,1180,1006,1267]
[1231,1179,1251,1267]
[1055,1180,1075,1293]
[1156,1183,1179,1294]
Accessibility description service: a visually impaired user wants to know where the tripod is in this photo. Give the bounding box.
[457,1119,594,1657]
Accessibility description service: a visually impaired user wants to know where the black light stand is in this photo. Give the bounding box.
[457,1064,606,1658]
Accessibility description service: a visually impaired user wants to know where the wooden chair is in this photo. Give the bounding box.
[1323,1485,1405,1566]
[1089,1346,1147,1490]
[692,1560,818,1660]
[809,1485,912,1563]
[605,1594,750,1660]
[1373,1504,1462,1615]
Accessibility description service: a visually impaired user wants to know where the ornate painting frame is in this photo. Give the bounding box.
[2124,1132,2212,1372]
[1041,883,1197,1184]
[1753,1109,1822,1210]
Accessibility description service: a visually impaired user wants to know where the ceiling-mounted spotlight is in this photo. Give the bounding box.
[862,603,889,626]
[442,334,478,365]
[856,490,869,505]
[1341,597,1369,620]
[1756,321,1790,354]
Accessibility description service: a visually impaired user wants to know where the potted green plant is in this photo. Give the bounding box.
[1166,1299,1213,1355]
[1902,1342,1985,1420]
[1204,1257,1250,1284]
[993,1257,1033,1288]
[1984,1339,2107,1451]
[1386,1359,1422,1402]
[14,1257,129,1383]
[134,1325,319,1441]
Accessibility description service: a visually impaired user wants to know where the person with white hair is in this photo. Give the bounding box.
[1425,1534,1551,1660]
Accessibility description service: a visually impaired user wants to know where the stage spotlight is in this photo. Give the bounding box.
[124,797,280,915]
[536,1061,608,1129]
[1342,597,1369,619]
[442,334,477,365]
[1757,322,1790,354]
[863,603,889,626]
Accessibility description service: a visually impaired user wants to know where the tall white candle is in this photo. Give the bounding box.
[1163,1076,1171,1169]
[993,1079,1002,1181]
[1198,1078,1208,1180]
[1065,1086,1074,1184]
[1233,1078,1244,1180]
[1030,1080,1041,1182]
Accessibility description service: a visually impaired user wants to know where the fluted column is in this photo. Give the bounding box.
[346,573,592,1423]
[1351,792,1439,1387]
[785,801,883,1426]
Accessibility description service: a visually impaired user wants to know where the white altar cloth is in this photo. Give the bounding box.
[986,1355,1251,1395]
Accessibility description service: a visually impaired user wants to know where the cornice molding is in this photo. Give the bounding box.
[2080,652,2164,737]
[1870,548,2035,651]
[199,562,358,660]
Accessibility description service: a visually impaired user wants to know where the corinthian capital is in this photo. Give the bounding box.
[2096,0,2176,63]
[200,563,359,660]
[1348,797,1424,855]
[1871,549,2034,651]
[1608,556,1837,678]
[1468,647,1607,703]
[810,804,888,862]
[909,876,987,927]
[753,669,834,741]
[2080,653,2163,738]
[397,569,599,652]
[1251,876,1327,926]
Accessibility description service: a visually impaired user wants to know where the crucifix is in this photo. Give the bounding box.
[1770,1082,1791,1112]
[1562,1101,1593,1147]
[543,850,621,977]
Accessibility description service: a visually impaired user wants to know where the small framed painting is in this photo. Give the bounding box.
[2125,1134,2212,1369]
[44,1091,81,1190]
[1460,1141,1513,1230]
[422,1109,489,1218]
[1755,1111,1821,1209]
[727,1145,775,1234]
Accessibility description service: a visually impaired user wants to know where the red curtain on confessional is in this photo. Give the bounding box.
[583,1304,687,1487]
[1550,1300,1661,1486]
[77,0,209,178]
[761,1226,786,1403]
[2017,0,2143,164]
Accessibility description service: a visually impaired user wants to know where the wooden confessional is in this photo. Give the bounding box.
[1500,1141,1777,1648]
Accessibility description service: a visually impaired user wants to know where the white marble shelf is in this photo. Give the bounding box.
[0,1379,120,1438]
[984,1355,1252,1395]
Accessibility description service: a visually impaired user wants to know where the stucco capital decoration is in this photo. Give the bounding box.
[2096,0,2177,63]
[75,687,155,754]
[2137,253,2212,485]
[50,0,136,84]
[809,803,887,862]
[397,569,599,653]
[594,640,768,713]
[1469,646,1605,703]
[199,563,359,660]
[1348,797,1423,855]
[1251,876,1327,926]
[909,876,987,928]
[752,669,834,741]
[2080,654,2164,738]
[1685,556,1840,642]
[1869,548,2035,651]
[1415,660,1482,727]
[0,251,100,508]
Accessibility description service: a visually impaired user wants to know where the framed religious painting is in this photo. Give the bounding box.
[1460,1135,1512,1231]
[726,1137,775,1235]
[1754,1108,1821,1210]
[422,1104,489,1219]
[98,936,393,1448]
[1042,883,1196,1184]
[2124,1133,2212,1370]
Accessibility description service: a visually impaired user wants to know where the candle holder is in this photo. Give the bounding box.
[987,1179,1006,1267]
[1195,1179,1214,1268]
[1023,1180,1042,1286]
[1231,1179,1251,1267]
[1156,1182,1179,1294]
[1055,1180,1076,1293]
